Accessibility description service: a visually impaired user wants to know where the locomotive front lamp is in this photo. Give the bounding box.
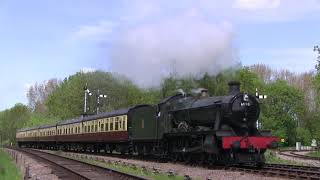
[99,94,107,98]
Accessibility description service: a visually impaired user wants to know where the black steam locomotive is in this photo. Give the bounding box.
[17,81,278,167]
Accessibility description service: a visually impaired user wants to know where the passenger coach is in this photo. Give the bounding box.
[17,105,157,154]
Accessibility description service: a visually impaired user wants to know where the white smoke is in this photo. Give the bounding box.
[110,16,237,87]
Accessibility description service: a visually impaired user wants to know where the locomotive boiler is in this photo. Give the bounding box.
[166,81,260,136]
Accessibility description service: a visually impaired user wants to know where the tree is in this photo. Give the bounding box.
[260,80,305,146]
[0,104,30,144]
[250,64,272,83]
[235,67,263,94]
[26,79,59,113]
[45,71,161,120]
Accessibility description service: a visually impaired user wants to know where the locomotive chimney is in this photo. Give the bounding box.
[228,81,241,95]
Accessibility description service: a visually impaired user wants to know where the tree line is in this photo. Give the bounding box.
[0,64,319,146]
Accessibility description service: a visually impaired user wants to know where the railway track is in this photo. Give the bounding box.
[33,148,320,179]
[7,147,150,180]
[279,150,320,161]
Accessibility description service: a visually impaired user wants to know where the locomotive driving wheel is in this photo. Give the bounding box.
[183,153,192,164]
[171,153,180,162]
[198,153,207,165]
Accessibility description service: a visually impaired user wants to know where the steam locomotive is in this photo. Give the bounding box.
[16,81,278,167]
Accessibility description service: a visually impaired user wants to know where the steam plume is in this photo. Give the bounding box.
[110,16,237,87]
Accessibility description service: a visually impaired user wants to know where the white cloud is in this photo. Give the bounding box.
[233,0,280,11]
[72,21,116,41]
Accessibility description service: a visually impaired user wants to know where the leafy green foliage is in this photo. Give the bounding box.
[235,67,263,94]
[0,104,30,144]
[260,80,305,145]
[46,71,161,120]
[23,113,59,128]
[295,127,312,145]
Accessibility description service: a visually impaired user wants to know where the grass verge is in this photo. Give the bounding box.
[265,150,304,166]
[0,149,21,180]
[306,151,320,158]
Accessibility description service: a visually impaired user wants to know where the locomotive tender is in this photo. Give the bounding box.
[16,81,278,166]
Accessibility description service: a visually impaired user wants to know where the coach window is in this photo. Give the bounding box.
[95,123,98,132]
[91,124,94,132]
[114,117,119,131]
[110,118,114,131]
[118,117,122,130]
[104,118,107,131]
[101,123,104,131]
[84,125,87,133]
[105,118,109,131]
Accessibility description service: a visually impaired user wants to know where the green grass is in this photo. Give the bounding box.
[265,150,304,166]
[0,149,21,180]
[53,152,187,180]
[306,151,320,158]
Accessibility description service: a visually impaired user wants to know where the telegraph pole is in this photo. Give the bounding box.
[96,89,107,114]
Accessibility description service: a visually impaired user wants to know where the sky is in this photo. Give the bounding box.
[0,0,319,110]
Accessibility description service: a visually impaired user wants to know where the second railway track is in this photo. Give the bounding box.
[31,148,320,180]
[279,150,320,161]
[8,147,150,180]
